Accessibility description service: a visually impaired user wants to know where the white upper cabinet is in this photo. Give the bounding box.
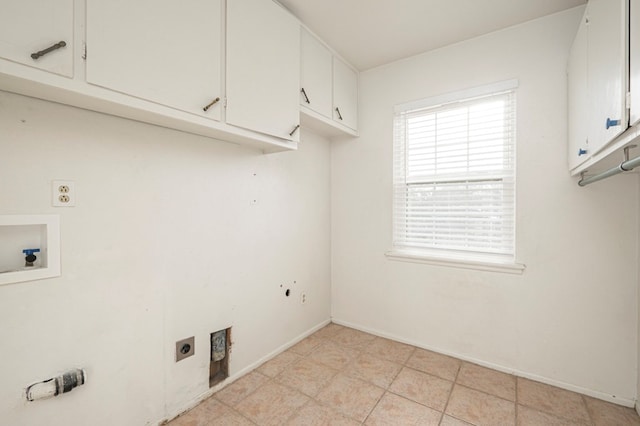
[226,0,301,142]
[587,0,628,154]
[568,13,589,170]
[0,0,73,77]
[300,28,332,119]
[333,57,358,132]
[86,0,223,121]
[630,0,640,126]
[300,29,359,136]
[567,0,629,173]
[0,0,356,151]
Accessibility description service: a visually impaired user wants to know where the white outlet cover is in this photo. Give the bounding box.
[52,180,76,207]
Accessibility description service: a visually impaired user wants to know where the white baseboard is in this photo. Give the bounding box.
[159,318,331,425]
[331,318,636,408]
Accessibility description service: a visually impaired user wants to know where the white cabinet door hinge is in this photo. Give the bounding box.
[82,43,87,60]
[626,91,631,109]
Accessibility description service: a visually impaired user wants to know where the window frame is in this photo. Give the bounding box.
[386,80,525,274]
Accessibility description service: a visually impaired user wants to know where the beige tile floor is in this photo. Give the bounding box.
[168,323,640,426]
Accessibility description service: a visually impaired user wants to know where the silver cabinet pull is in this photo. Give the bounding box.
[289,124,300,137]
[203,97,220,112]
[301,88,310,104]
[31,41,66,60]
[335,107,343,120]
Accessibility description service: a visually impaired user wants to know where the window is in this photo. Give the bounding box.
[391,80,518,269]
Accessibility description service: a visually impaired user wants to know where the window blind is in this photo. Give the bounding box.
[393,85,516,260]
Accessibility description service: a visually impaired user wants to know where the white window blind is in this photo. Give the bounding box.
[392,82,516,262]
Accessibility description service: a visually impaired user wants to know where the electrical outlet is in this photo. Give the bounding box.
[52,180,75,207]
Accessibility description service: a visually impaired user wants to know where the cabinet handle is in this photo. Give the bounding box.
[335,107,343,120]
[606,118,621,129]
[289,124,300,137]
[31,41,67,60]
[578,148,588,156]
[301,88,310,104]
[203,97,220,112]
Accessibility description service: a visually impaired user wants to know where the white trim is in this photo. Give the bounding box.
[331,318,636,408]
[386,249,525,274]
[394,79,519,113]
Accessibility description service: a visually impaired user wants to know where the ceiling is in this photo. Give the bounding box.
[278,0,587,71]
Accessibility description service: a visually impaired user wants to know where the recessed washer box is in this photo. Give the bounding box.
[0,215,60,286]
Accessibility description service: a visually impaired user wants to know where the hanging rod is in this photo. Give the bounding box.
[578,145,640,187]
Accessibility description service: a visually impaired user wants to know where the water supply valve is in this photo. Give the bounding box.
[22,248,40,267]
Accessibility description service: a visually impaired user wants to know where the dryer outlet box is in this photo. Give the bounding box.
[176,336,195,362]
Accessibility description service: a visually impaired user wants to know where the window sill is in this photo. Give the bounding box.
[385,250,525,275]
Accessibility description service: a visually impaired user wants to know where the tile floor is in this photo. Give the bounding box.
[168,323,640,425]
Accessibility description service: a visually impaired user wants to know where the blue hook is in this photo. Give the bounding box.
[606,118,620,129]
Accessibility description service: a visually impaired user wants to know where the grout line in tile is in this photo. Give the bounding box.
[405,345,417,365]
[278,397,308,426]
[442,389,522,426]
[239,410,258,425]
[361,389,388,425]
[280,363,341,399]
[439,357,462,425]
[214,373,272,408]
[516,377,596,426]
[387,358,406,388]
[211,395,259,425]
[440,414,476,426]
[580,393,596,426]
[384,363,461,414]
[453,383,519,405]
[514,376,519,425]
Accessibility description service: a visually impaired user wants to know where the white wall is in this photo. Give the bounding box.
[0,91,332,425]
[638,173,640,414]
[332,6,639,404]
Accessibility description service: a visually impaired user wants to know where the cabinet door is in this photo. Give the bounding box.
[587,0,628,154]
[86,0,222,121]
[568,13,590,170]
[333,57,358,131]
[226,0,300,141]
[301,29,332,118]
[0,0,73,77]
[631,0,640,126]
